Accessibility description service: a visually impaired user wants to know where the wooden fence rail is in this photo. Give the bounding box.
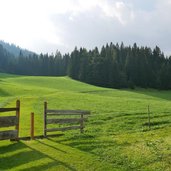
[0,100,20,141]
[44,102,90,137]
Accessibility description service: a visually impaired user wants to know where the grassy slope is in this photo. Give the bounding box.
[0,73,171,171]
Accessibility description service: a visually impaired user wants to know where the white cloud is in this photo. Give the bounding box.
[0,0,65,52]
[0,0,171,55]
[100,1,134,25]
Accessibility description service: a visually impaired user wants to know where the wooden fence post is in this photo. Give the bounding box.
[16,100,20,140]
[44,102,47,137]
[80,114,84,133]
[148,105,151,130]
[31,112,34,140]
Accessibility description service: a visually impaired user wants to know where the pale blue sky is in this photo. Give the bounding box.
[0,0,171,56]
[127,0,156,11]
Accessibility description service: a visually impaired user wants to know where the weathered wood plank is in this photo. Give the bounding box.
[46,126,83,132]
[80,114,84,133]
[0,108,19,113]
[44,102,47,137]
[15,100,20,140]
[0,116,18,128]
[46,109,90,115]
[0,130,17,140]
[47,118,87,124]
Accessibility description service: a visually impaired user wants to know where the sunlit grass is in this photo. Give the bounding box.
[0,73,171,170]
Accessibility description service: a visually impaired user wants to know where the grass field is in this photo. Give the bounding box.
[0,73,171,171]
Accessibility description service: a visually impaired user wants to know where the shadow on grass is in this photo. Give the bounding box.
[21,161,65,171]
[115,112,147,118]
[0,73,21,79]
[125,89,171,101]
[0,88,10,97]
[37,139,67,153]
[143,120,170,126]
[49,134,117,156]
[0,141,25,154]
[68,140,117,154]
[142,120,171,132]
[80,90,112,94]
[0,140,76,171]
[115,111,171,118]
[81,88,171,101]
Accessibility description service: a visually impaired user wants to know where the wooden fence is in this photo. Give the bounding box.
[0,100,20,141]
[44,102,90,137]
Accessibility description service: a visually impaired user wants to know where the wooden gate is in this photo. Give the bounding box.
[44,102,90,137]
[0,100,20,140]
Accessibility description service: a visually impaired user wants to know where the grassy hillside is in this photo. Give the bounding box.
[0,73,171,171]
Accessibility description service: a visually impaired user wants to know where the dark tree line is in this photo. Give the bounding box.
[68,43,171,90]
[0,42,171,90]
[0,45,69,76]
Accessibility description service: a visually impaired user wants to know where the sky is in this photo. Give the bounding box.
[0,0,171,56]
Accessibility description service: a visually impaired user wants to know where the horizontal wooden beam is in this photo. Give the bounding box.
[0,130,17,140]
[0,116,18,128]
[0,108,19,113]
[47,118,87,124]
[46,109,90,115]
[46,126,83,132]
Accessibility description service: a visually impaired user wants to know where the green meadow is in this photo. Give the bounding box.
[0,73,171,171]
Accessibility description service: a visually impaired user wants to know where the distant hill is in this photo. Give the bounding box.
[0,40,35,57]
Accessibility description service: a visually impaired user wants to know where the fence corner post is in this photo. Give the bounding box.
[16,100,20,141]
[80,114,84,133]
[44,102,47,137]
[148,105,151,130]
[31,112,34,140]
